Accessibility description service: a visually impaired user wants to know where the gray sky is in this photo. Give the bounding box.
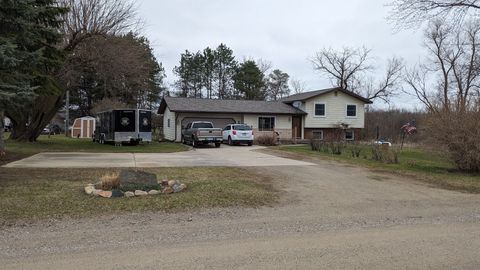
[138,0,425,110]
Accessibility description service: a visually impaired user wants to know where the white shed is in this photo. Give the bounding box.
[71,116,95,138]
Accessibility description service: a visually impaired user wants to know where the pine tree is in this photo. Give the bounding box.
[0,0,67,151]
[233,60,266,100]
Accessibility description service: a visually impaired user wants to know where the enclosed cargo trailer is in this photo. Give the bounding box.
[94,109,152,145]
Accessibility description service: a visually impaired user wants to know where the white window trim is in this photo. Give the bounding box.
[257,116,276,131]
[346,104,357,118]
[313,103,326,118]
[345,129,354,141]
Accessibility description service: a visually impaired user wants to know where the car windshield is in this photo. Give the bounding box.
[233,125,252,131]
[193,122,213,128]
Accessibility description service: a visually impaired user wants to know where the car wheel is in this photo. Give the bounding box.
[228,136,233,146]
[215,142,221,148]
[192,139,196,148]
[247,142,253,146]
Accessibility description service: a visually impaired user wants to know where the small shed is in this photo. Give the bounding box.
[71,116,95,138]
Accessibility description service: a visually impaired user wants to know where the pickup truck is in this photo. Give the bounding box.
[182,121,222,147]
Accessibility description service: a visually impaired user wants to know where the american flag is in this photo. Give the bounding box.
[401,120,417,135]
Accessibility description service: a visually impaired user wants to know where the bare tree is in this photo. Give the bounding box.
[312,47,404,103]
[290,78,307,94]
[388,0,480,28]
[60,0,138,51]
[404,20,480,112]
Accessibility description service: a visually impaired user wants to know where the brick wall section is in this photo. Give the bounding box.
[254,128,292,140]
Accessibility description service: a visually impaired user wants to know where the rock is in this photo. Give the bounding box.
[161,180,169,186]
[111,189,124,198]
[118,169,159,191]
[172,183,183,193]
[134,190,148,196]
[162,186,174,194]
[98,190,112,198]
[148,190,160,195]
[125,191,135,197]
[180,183,187,190]
[84,185,95,195]
[93,189,102,196]
[167,180,177,187]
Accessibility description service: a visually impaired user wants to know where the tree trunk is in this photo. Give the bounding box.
[8,94,64,142]
[0,110,5,156]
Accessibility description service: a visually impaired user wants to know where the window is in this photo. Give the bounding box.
[192,122,213,128]
[346,105,357,117]
[233,124,252,130]
[345,130,354,140]
[314,103,325,116]
[223,125,231,131]
[167,119,170,128]
[312,130,323,140]
[258,117,275,131]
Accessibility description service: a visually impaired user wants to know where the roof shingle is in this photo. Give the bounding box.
[158,97,306,115]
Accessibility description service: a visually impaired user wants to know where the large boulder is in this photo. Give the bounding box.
[118,169,159,191]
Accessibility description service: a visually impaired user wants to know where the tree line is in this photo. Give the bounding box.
[172,44,293,101]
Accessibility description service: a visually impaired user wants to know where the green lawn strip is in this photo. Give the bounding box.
[274,144,480,193]
[0,167,278,222]
[0,133,188,164]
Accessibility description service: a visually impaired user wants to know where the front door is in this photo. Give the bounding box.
[292,116,301,139]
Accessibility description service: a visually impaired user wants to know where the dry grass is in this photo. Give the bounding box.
[0,167,278,223]
[98,172,120,190]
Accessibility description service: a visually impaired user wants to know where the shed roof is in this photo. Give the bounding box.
[158,97,306,115]
[280,87,372,104]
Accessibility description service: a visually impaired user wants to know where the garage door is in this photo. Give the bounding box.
[181,117,236,129]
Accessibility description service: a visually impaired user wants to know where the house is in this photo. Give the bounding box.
[158,87,372,142]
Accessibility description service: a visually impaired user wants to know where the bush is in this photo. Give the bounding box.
[350,143,362,158]
[370,144,399,164]
[427,111,480,172]
[256,134,277,146]
[98,172,120,190]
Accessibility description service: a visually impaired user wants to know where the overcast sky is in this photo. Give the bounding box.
[138,0,426,110]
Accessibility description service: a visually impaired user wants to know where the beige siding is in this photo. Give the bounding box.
[243,114,292,139]
[304,91,366,128]
[163,107,176,141]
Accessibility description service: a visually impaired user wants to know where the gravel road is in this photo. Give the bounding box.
[1,160,480,269]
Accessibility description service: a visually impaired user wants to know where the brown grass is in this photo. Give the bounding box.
[0,167,278,223]
[98,171,120,190]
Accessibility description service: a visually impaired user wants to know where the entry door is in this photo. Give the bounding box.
[292,116,301,139]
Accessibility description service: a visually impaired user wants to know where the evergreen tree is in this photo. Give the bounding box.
[233,60,266,100]
[214,44,237,99]
[0,0,67,150]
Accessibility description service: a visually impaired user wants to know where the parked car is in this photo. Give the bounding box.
[374,139,392,146]
[182,121,222,148]
[222,124,254,146]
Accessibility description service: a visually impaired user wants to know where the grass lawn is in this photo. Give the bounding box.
[0,167,278,222]
[1,133,188,164]
[273,144,480,193]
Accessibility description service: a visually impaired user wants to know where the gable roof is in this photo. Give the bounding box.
[280,87,372,104]
[158,97,306,115]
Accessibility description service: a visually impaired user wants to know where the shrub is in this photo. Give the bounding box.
[426,111,480,172]
[99,172,120,190]
[256,134,277,146]
[350,143,362,158]
[370,144,399,164]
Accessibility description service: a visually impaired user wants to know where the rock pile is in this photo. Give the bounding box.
[84,169,187,198]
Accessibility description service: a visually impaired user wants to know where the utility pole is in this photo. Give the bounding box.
[65,90,69,137]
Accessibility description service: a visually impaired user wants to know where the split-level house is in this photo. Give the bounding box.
[158,87,372,142]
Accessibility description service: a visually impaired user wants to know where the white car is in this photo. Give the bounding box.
[222,124,254,146]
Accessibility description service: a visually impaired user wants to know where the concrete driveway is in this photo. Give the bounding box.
[2,145,314,168]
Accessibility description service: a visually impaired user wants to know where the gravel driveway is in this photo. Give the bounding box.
[1,150,480,269]
[2,145,314,168]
